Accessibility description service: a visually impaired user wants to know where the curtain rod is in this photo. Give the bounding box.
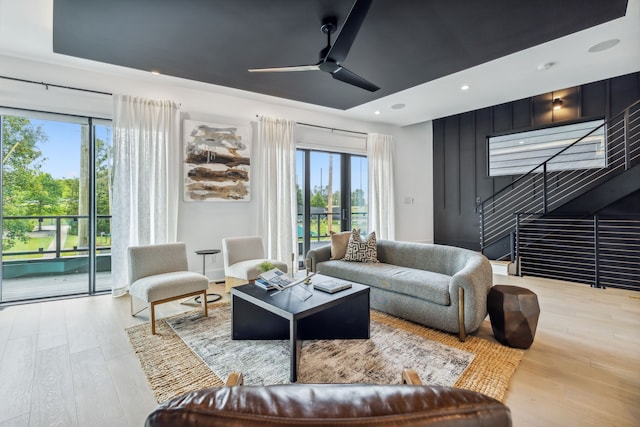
[255,115,367,136]
[0,75,112,96]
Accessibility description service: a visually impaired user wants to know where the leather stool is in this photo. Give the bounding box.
[487,285,540,349]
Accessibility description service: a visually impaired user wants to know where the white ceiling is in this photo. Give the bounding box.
[1,0,639,127]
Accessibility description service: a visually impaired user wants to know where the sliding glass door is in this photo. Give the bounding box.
[0,110,112,303]
[296,149,367,263]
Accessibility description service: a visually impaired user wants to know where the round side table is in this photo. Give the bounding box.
[194,249,222,304]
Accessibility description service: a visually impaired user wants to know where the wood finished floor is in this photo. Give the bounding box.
[0,276,638,426]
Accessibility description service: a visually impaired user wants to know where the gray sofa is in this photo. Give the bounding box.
[306,240,493,341]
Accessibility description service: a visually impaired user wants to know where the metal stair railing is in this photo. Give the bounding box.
[478,100,640,254]
[515,214,640,291]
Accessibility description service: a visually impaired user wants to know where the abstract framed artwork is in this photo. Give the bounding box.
[183,120,251,201]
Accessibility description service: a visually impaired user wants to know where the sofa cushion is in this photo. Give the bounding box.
[317,261,451,306]
[330,230,352,260]
[344,230,378,263]
[129,271,209,303]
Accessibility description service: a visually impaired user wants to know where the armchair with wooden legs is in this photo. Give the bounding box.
[128,242,209,335]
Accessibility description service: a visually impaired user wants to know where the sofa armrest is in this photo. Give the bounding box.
[449,254,493,332]
[305,244,331,272]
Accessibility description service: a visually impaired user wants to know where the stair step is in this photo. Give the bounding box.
[491,260,510,276]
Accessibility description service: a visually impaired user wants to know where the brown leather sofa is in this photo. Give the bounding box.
[146,370,512,426]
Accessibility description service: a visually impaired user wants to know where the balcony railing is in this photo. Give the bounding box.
[1,215,112,302]
[297,211,368,243]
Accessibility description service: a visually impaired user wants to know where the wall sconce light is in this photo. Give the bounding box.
[552,97,563,110]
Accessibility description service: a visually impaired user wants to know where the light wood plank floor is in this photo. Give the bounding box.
[0,276,638,426]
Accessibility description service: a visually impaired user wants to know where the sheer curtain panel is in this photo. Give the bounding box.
[255,116,298,271]
[367,133,396,240]
[111,95,181,296]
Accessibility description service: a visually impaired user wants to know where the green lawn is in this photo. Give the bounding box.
[2,236,54,259]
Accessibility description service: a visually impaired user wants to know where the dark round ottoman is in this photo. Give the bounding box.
[487,285,540,349]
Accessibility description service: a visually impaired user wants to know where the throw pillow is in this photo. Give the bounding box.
[343,230,378,263]
[330,230,354,260]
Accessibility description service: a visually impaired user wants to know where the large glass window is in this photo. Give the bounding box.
[1,111,112,302]
[488,119,606,176]
[296,149,367,263]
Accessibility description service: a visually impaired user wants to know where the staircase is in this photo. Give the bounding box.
[478,100,640,289]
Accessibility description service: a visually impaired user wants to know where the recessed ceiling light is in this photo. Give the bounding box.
[460,84,470,91]
[537,62,555,71]
[391,103,406,110]
[374,110,381,115]
[588,39,620,53]
[151,70,161,75]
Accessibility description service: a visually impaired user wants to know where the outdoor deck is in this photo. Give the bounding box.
[1,271,112,303]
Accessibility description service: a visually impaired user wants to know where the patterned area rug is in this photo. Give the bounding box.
[167,305,473,387]
[126,302,523,403]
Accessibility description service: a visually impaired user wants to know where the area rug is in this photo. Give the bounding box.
[166,305,473,387]
[126,302,523,403]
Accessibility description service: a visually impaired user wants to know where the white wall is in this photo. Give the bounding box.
[0,55,433,280]
[395,122,434,243]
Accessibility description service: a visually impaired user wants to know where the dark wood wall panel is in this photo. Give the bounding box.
[581,80,607,117]
[432,71,640,251]
[459,112,478,243]
[474,108,494,205]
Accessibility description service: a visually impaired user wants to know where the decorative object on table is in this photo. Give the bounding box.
[258,260,275,272]
[258,268,315,300]
[183,119,251,202]
[128,242,209,335]
[126,304,523,403]
[487,285,540,349]
[222,235,288,292]
[193,249,222,304]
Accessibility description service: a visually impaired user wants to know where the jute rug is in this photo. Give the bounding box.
[126,302,523,403]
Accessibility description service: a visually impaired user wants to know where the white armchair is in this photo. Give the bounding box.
[128,242,209,334]
[222,236,288,292]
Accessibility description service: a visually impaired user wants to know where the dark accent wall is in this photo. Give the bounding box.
[433,72,640,251]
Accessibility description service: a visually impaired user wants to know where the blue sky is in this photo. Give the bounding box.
[31,119,82,178]
[29,119,110,179]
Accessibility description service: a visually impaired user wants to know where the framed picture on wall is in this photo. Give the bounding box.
[183,120,251,202]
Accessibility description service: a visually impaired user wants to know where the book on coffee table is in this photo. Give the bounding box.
[313,278,352,294]
[254,278,276,290]
[259,268,315,291]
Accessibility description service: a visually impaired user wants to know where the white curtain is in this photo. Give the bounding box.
[111,95,181,296]
[255,116,298,271]
[367,133,396,240]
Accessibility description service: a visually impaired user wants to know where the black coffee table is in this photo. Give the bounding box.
[231,276,370,382]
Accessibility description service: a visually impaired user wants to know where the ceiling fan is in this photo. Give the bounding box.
[248,0,379,92]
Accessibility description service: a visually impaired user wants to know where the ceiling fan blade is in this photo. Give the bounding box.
[326,0,372,63]
[248,64,320,73]
[331,66,379,92]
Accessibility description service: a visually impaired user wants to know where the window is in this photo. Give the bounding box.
[296,149,367,263]
[488,119,606,177]
[1,109,112,302]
